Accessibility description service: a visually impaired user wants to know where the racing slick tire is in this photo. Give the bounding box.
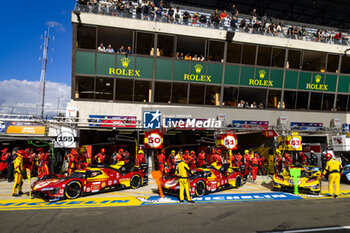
[235,176,242,188]
[195,180,206,197]
[64,181,82,199]
[130,174,142,189]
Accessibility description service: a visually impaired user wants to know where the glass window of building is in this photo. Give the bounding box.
[227,43,242,64]
[287,50,301,69]
[336,94,348,111]
[238,87,266,108]
[172,83,188,104]
[95,77,114,100]
[242,45,256,65]
[134,80,152,102]
[267,90,281,109]
[296,91,309,110]
[208,41,224,62]
[136,32,154,56]
[257,46,272,67]
[205,85,221,106]
[115,79,133,101]
[223,87,238,106]
[284,91,297,109]
[327,54,340,73]
[154,82,171,103]
[176,36,206,60]
[322,93,335,111]
[158,35,174,57]
[271,48,286,68]
[341,55,350,74]
[98,27,133,53]
[75,76,95,99]
[309,92,322,110]
[189,84,205,105]
[77,25,97,49]
[302,51,326,72]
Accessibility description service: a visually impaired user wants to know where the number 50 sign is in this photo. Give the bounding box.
[144,130,163,149]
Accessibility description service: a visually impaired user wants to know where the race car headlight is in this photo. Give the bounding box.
[306,178,317,183]
[49,188,60,195]
[312,184,319,190]
[41,187,55,191]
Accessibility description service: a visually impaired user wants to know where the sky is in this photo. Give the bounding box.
[0,1,76,116]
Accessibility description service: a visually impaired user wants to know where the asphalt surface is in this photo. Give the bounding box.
[1,198,350,233]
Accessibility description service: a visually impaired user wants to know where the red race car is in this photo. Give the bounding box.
[161,164,247,197]
[32,164,148,201]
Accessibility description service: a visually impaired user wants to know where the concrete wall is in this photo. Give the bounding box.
[72,12,348,55]
[69,100,350,127]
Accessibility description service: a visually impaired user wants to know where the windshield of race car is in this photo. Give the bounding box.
[68,172,86,179]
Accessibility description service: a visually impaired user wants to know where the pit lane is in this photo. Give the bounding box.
[0,176,349,211]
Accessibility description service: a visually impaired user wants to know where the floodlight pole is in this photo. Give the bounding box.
[40,26,50,119]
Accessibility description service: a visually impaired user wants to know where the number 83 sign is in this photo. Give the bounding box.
[144,130,163,149]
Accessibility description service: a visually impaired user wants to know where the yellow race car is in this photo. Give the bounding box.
[272,166,322,195]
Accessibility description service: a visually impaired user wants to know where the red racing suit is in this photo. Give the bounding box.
[94,153,106,165]
[251,157,259,180]
[0,152,8,173]
[235,153,243,167]
[157,153,166,174]
[198,153,206,167]
[189,155,197,170]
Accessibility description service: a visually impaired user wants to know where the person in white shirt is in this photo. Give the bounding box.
[199,54,205,61]
[106,44,114,53]
[98,43,106,52]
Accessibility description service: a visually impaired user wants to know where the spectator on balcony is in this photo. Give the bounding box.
[125,2,134,18]
[106,44,115,53]
[231,4,238,16]
[149,3,155,21]
[168,7,174,23]
[299,26,306,39]
[98,43,106,52]
[261,13,268,24]
[162,9,168,22]
[78,0,90,12]
[253,21,261,34]
[213,10,220,29]
[258,102,264,109]
[126,46,133,55]
[184,53,192,60]
[251,9,257,24]
[220,10,228,20]
[251,101,257,108]
[199,54,205,61]
[223,15,231,30]
[199,13,207,27]
[288,25,295,38]
[179,52,184,60]
[183,11,191,25]
[246,22,253,33]
[239,19,246,31]
[268,23,277,36]
[192,54,199,61]
[192,13,199,25]
[334,32,343,44]
[155,7,162,21]
[209,13,215,28]
[136,4,142,19]
[276,23,283,37]
[117,45,126,54]
[90,0,99,14]
[175,7,181,24]
[231,10,239,29]
[142,2,149,19]
[237,100,244,108]
[293,27,300,39]
[176,52,180,59]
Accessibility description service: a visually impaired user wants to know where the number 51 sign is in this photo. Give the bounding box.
[144,130,163,149]
[216,133,238,150]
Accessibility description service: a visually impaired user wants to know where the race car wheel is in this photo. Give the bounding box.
[235,176,242,188]
[64,181,82,199]
[195,180,206,197]
[130,174,142,189]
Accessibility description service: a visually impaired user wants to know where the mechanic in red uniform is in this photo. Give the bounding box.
[243,150,251,175]
[210,148,218,165]
[251,153,259,182]
[113,149,124,165]
[197,150,206,167]
[275,149,283,173]
[216,149,223,166]
[37,148,45,177]
[235,152,243,167]
[258,154,266,175]
[124,150,130,164]
[0,148,9,176]
[168,150,176,174]
[136,150,146,166]
[189,151,197,169]
[284,153,293,167]
[94,148,106,165]
[157,149,166,174]
[183,150,190,164]
[67,149,78,175]
[299,152,308,166]
[40,151,50,177]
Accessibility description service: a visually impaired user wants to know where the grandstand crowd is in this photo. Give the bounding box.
[77,0,349,45]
